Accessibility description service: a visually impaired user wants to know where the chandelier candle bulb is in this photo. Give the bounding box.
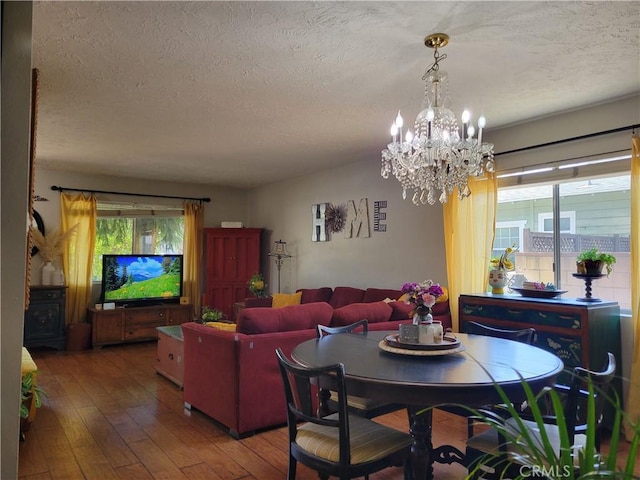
[467,125,475,140]
[461,109,470,140]
[478,116,486,144]
[426,107,434,139]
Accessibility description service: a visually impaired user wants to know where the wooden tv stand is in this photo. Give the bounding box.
[88,303,192,348]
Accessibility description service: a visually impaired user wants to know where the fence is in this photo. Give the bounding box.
[523,229,630,253]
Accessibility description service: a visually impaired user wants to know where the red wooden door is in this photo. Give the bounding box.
[204,228,261,319]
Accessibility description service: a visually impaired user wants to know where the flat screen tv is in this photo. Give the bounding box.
[101,254,183,307]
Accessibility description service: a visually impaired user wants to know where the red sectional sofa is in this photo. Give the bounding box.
[182,286,451,438]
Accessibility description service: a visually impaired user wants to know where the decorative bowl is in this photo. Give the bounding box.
[512,288,567,299]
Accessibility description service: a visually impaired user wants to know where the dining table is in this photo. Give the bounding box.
[291,330,564,480]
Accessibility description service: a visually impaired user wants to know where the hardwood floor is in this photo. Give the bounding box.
[19,341,638,480]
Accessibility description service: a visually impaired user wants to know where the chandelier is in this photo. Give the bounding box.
[381,33,495,205]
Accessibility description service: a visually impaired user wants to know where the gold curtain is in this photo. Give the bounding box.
[442,175,497,331]
[61,192,96,325]
[625,134,640,441]
[183,200,205,319]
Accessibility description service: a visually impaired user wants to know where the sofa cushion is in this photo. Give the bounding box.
[362,288,403,303]
[432,299,449,316]
[388,301,414,320]
[329,287,366,309]
[331,301,393,327]
[272,291,302,308]
[297,287,333,304]
[237,302,333,334]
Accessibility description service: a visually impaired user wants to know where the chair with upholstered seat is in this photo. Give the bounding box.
[275,347,413,480]
[465,352,616,480]
[316,319,406,419]
[438,321,537,438]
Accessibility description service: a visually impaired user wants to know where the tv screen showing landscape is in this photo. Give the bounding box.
[101,254,183,304]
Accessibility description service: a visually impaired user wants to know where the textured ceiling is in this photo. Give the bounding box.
[31,1,640,188]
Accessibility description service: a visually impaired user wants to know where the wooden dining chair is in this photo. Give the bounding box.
[275,348,413,480]
[316,320,406,419]
[465,352,617,480]
[438,321,537,438]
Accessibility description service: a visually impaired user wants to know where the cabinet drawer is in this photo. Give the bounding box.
[526,310,581,330]
[168,307,192,325]
[124,325,159,340]
[537,332,582,368]
[25,304,61,338]
[125,309,168,325]
[461,302,529,323]
[460,302,581,330]
[30,288,64,301]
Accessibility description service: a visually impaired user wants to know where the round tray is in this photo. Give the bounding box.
[512,288,567,299]
[379,339,466,356]
[385,333,461,351]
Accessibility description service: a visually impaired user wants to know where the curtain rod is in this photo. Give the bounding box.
[494,123,640,157]
[50,185,211,203]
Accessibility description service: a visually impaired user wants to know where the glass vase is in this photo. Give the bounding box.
[41,261,55,285]
[412,308,433,325]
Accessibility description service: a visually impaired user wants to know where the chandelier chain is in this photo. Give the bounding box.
[424,49,446,78]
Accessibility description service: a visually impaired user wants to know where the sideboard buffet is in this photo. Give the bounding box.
[459,293,621,374]
[459,293,622,424]
[88,303,192,348]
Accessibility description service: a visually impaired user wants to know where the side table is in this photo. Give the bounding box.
[155,325,184,388]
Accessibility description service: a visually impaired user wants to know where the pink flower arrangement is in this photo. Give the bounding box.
[401,279,444,317]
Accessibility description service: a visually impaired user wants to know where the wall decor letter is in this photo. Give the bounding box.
[312,203,328,242]
[345,199,370,238]
[374,200,387,232]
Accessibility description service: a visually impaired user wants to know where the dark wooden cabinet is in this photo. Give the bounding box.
[88,304,192,348]
[459,293,622,425]
[204,228,261,319]
[24,286,67,350]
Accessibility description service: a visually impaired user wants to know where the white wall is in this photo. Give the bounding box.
[1,2,33,477]
[247,156,448,295]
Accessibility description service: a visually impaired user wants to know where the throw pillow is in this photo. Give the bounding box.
[204,321,236,332]
[272,292,302,308]
[436,286,449,303]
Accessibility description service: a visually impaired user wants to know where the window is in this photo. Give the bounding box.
[496,174,631,310]
[538,211,576,234]
[92,203,184,281]
[495,221,527,250]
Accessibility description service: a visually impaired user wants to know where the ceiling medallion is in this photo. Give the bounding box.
[381,33,495,205]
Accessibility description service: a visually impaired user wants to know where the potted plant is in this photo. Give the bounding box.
[20,370,47,435]
[463,368,638,479]
[248,273,267,297]
[201,306,224,323]
[576,248,616,276]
